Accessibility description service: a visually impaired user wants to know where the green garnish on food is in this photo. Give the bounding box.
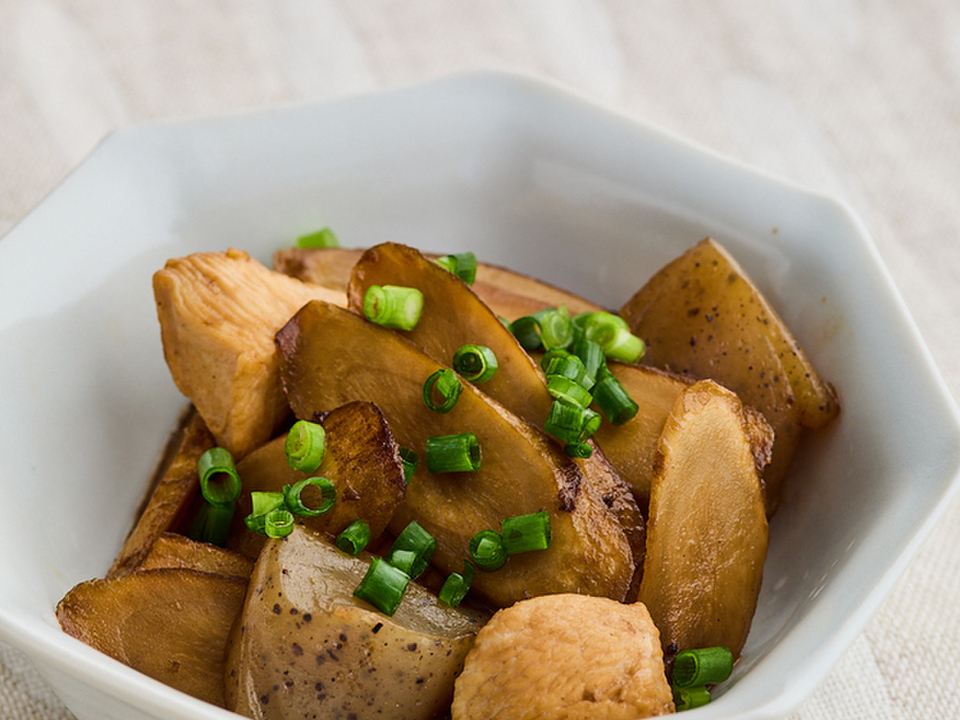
[363,284,424,330]
[425,433,481,473]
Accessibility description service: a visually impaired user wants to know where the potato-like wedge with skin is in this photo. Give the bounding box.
[153,248,346,459]
[57,568,247,708]
[226,401,406,560]
[620,238,838,514]
[638,380,771,663]
[276,300,634,607]
[592,363,691,508]
[346,242,645,590]
[108,408,215,579]
[225,526,488,720]
[141,532,254,578]
[275,245,604,322]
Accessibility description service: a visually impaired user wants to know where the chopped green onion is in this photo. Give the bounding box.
[546,375,593,407]
[387,521,437,580]
[295,226,339,249]
[434,252,478,285]
[671,685,712,712]
[336,519,372,555]
[543,353,591,390]
[532,307,573,350]
[426,433,481,473]
[545,399,601,445]
[583,312,645,363]
[452,345,498,383]
[439,563,474,607]
[398,446,418,484]
[363,284,424,331]
[540,348,571,373]
[672,646,734,687]
[422,369,463,413]
[284,420,326,473]
[592,374,640,425]
[250,491,285,518]
[188,501,235,547]
[564,442,594,459]
[354,557,410,616]
[501,511,551,555]
[197,447,242,506]
[283,477,336,517]
[572,339,606,386]
[469,529,507,571]
[264,507,294,539]
[571,311,593,341]
[509,315,542,352]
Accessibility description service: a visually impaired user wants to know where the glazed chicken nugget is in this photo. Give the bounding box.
[452,593,674,720]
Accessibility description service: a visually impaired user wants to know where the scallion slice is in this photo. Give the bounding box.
[469,529,507,571]
[509,315,543,352]
[283,477,336,517]
[583,312,645,363]
[439,569,473,607]
[197,447,242,506]
[543,353,591,390]
[572,339,606,386]
[546,375,593,407]
[336,519,371,556]
[386,521,437,580]
[545,399,601,445]
[434,252,478,285]
[422,369,463,413]
[592,374,640,425]
[295,226,339,248]
[264,507,294,539]
[564,442,594,459]
[671,646,734,687]
[532,307,573,350]
[671,685,712,712]
[354,557,410,616]
[363,284,424,331]
[398,446,418,484]
[284,419,326,473]
[426,433,481,473]
[452,344,498,383]
[501,511,551,555]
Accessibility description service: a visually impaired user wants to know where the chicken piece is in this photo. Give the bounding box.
[153,249,345,458]
[452,594,674,720]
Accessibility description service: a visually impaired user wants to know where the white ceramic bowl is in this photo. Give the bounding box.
[1,71,958,720]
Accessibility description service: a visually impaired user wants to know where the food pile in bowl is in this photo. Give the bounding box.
[55,234,839,719]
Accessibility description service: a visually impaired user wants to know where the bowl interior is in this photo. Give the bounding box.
[1,72,957,720]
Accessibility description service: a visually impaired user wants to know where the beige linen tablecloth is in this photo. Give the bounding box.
[2,2,958,718]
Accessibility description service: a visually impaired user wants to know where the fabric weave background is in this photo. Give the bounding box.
[2,2,959,718]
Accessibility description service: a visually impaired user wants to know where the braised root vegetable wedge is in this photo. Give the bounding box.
[57,568,247,707]
[592,363,691,508]
[638,380,772,663]
[107,408,215,579]
[140,532,254,578]
[226,401,407,560]
[275,300,635,607]
[153,248,346,459]
[620,238,839,514]
[274,245,604,322]
[346,242,645,587]
[225,525,489,720]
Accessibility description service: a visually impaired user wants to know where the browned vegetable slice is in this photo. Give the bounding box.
[274,245,604,322]
[346,242,645,591]
[107,408,215,579]
[140,532,254,579]
[276,300,634,607]
[57,568,247,707]
[225,525,488,720]
[638,380,771,663]
[620,238,839,514]
[592,363,691,508]
[226,401,406,559]
[153,248,346,458]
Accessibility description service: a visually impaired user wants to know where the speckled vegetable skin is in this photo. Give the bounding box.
[225,525,488,720]
[275,300,635,607]
[620,238,840,515]
[638,380,772,663]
